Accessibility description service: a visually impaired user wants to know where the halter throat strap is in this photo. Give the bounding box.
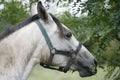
[35,20,82,73]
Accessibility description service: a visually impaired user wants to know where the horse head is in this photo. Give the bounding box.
[31,1,97,77]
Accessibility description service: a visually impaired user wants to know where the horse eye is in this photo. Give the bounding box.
[65,32,72,39]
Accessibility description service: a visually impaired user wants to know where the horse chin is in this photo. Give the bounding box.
[79,71,94,77]
[78,68,97,77]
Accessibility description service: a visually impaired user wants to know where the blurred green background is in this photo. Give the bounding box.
[28,65,106,80]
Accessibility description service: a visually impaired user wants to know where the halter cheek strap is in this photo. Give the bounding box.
[35,20,82,73]
[35,20,54,66]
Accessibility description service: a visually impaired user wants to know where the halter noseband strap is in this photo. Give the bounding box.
[35,20,82,73]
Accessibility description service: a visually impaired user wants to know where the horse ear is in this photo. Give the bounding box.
[37,1,48,21]
[30,3,37,16]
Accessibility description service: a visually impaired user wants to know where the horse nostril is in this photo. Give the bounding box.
[89,60,97,74]
[89,65,96,74]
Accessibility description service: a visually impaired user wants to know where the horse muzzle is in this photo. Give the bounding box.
[77,60,97,77]
[79,66,97,77]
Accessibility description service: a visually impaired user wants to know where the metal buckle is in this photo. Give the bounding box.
[50,48,56,54]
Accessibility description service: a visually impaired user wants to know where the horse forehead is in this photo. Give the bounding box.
[49,14,65,35]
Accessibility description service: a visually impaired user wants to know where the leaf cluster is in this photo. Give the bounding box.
[76,0,120,79]
[0,0,29,31]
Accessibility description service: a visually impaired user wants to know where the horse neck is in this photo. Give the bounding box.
[0,21,52,80]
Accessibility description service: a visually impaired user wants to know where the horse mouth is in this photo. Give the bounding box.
[79,71,95,77]
[78,68,97,77]
[71,67,97,77]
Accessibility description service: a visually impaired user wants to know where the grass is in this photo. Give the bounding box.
[28,65,107,80]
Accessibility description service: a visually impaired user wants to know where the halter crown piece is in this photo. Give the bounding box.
[35,20,82,73]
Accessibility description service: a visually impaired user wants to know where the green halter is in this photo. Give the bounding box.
[35,20,54,50]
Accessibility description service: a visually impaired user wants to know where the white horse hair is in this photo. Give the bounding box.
[0,1,97,80]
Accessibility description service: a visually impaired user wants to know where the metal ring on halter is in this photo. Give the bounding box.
[50,48,56,54]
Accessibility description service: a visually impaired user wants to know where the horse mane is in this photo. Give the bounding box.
[0,13,64,41]
[0,14,39,41]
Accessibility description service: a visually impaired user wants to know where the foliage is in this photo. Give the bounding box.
[79,0,120,80]
[0,0,29,31]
